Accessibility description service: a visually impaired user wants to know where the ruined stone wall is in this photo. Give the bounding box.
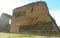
[12,1,51,26]
[10,1,59,34]
[0,13,11,32]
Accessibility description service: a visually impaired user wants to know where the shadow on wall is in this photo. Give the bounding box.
[19,22,60,37]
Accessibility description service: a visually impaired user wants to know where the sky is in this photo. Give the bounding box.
[0,0,60,26]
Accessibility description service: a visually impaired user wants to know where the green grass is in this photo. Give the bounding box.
[0,34,60,38]
[10,36,36,38]
[0,34,48,38]
[0,36,60,38]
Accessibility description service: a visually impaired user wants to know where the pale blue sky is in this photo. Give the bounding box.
[0,0,60,26]
[45,0,60,10]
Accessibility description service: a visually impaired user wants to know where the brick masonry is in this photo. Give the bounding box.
[10,1,60,36]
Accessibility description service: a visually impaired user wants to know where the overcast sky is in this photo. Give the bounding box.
[0,0,60,26]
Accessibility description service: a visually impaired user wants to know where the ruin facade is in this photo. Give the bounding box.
[0,13,11,32]
[10,1,59,35]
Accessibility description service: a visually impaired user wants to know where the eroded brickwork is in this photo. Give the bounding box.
[10,1,59,34]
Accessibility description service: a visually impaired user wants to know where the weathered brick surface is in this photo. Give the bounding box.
[12,1,51,26]
[10,1,59,35]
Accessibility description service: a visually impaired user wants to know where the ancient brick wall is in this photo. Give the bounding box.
[10,1,59,34]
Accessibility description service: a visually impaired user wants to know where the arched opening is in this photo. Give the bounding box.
[9,19,11,24]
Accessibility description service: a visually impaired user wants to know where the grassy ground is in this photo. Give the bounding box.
[0,32,60,38]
